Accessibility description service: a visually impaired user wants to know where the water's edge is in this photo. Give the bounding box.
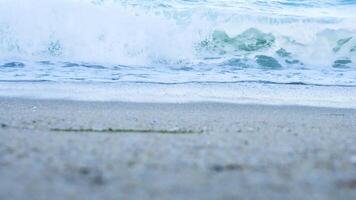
[1,82,355,109]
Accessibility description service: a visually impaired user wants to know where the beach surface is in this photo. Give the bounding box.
[1,98,356,200]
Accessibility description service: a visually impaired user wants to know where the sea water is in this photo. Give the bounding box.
[0,0,356,106]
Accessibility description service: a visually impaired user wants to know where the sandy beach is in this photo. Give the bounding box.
[1,0,356,199]
[0,98,356,200]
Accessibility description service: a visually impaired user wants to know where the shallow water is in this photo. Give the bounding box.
[0,0,356,86]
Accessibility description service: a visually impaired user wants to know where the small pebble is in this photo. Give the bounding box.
[78,167,91,175]
[92,175,105,185]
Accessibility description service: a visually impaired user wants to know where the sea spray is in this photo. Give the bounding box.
[0,0,356,85]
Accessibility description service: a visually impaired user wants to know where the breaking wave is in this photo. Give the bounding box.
[0,0,356,85]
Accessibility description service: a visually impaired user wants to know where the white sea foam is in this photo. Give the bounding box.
[1,82,356,109]
[0,0,356,85]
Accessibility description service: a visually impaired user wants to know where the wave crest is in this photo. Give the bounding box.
[0,0,355,69]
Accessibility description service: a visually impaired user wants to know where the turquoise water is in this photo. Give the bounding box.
[0,0,356,86]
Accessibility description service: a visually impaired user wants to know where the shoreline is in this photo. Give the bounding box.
[1,82,356,109]
[1,95,356,111]
[1,98,356,199]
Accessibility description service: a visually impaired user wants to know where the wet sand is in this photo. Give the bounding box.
[1,98,356,200]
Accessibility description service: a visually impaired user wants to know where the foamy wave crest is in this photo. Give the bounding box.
[0,0,355,66]
[0,0,356,85]
[0,0,204,65]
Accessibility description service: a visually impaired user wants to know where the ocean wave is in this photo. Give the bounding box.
[0,0,356,85]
